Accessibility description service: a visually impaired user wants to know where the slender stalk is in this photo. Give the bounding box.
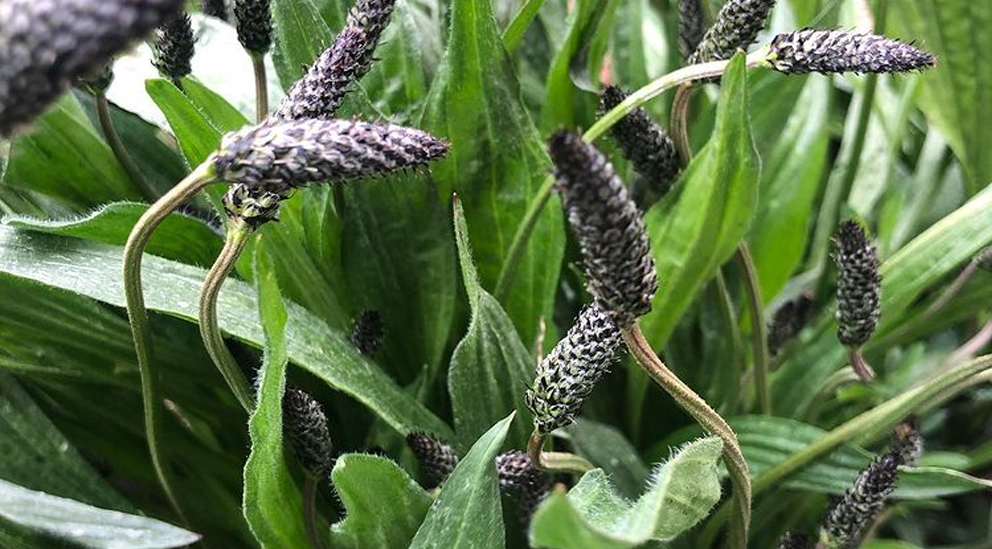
[622,323,751,549]
[494,49,771,301]
[123,162,217,521]
[502,0,547,53]
[737,245,771,414]
[96,93,158,202]
[198,222,255,411]
[303,475,326,549]
[252,55,269,123]
[527,428,595,475]
[670,84,694,165]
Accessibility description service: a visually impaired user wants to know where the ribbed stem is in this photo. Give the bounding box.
[198,222,255,411]
[96,93,158,202]
[527,429,595,476]
[252,54,269,123]
[123,162,217,522]
[738,245,771,414]
[303,475,326,549]
[622,324,751,549]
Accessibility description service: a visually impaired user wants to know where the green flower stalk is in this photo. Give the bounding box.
[678,0,705,62]
[819,451,900,549]
[892,418,923,468]
[598,86,680,208]
[283,388,335,477]
[767,30,936,75]
[767,293,815,356]
[525,303,621,434]
[689,0,777,64]
[350,310,384,356]
[833,220,881,381]
[776,532,812,549]
[152,12,195,87]
[496,450,551,529]
[0,0,184,137]
[548,130,658,327]
[406,432,459,489]
[202,0,228,20]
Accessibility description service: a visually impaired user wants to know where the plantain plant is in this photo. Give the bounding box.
[0,0,991,549]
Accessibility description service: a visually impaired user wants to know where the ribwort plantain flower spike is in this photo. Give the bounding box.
[833,220,881,381]
[525,304,622,434]
[767,29,936,75]
[820,450,900,549]
[776,532,813,549]
[202,0,228,20]
[689,0,777,64]
[234,0,272,56]
[599,86,680,207]
[892,418,924,468]
[211,119,450,194]
[406,432,459,489]
[495,451,551,529]
[283,388,335,477]
[0,0,184,137]
[548,130,658,327]
[678,0,705,62]
[152,12,195,86]
[351,310,384,356]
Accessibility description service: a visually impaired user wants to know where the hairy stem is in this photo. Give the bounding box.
[198,222,255,411]
[737,245,771,415]
[527,429,595,475]
[252,55,269,123]
[303,475,326,549]
[123,162,217,522]
[96,93,158,202]
[622,324,751,549]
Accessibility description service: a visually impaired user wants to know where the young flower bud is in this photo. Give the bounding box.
[234,0,272,56]
[350,310,384,356]
[820,451,900,549]
[689,0,777,64]
[776,532,812,549]
[202,0,229,20]
[406,432,459,489]
[495,451,551,529]
[598,86,680,207]
[892,418,924,468]
[283,388,334,477]
[767,293,815,356]
[525,304,622,434]
[548,130,658,327]
[222,183,291,229]
[833,220,881,381]
[0,0,184,137]
[152,12,195,86]
[767,29,936,75]
[212,119,450,194]
[678,0,705,62]
[79,63,115,96]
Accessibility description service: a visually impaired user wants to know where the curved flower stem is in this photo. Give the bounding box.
[303,475,327,549]
[527,428,595,475]
[198,221,255,411]
[96,93,158,202]
[252,54,269,123]
[737,245,771,415]
[123,161,217,521]
[670,84,695,165]
[622,323,751,549]
[494,49,771,302]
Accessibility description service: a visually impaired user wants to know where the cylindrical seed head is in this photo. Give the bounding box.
[211,118,450,194]
[768,29,936,75]
[495,451,551,529]
[152,12,195,84]
[525,304,622,434]
[283,388,334,477]
[689,0,777,64]
[820,451,900,548]
[222,182,291,229]
[833,220,881,348]
[599,86,680,206]
[767,293,815,356]
[201,0,228,20]
[776,532,812,549]
[678,0,705,62]
[892,418,923,468]
[0,0,184,137]
[406,432,459,489]
[234,0,272,55]
[548,130,658,327]
[351,310,384,356]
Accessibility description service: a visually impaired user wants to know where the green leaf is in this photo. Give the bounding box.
[145,79,223,166]
[891,0,992,194]
[3,95,141,209]
[567,418,649,499]
[529,436,724,549]
[448,198,533,449]
[242,242,310,548]
[4,203,222,267]
[182,78,251,132]
[362,0,428,118]
[422,0,565,346]
[271,0,334,89]
[0,478,199,549]
[639,53,759,348]
[0,226,453,439]
[408,414,513,549]
[329,454,432,549]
